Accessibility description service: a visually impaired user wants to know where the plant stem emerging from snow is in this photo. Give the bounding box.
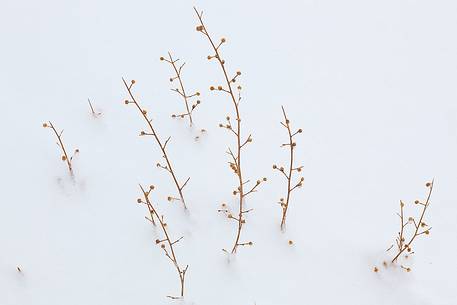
[273,106,304,231]
[138,184,188,299]
[122,78,190,210]
[194,7,266,253]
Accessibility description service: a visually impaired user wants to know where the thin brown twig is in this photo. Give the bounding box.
[273,106,303,231]
[122,78,190,209]
[389,180,434,264]
[43,121,79,176]
[138,185,188,299]
[161,52,201,126]
[194,7,266,253]
[87,98,101,117]
[395,200,407,252]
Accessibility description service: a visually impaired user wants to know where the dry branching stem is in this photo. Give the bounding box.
[273,106,304,231]
[43,121,79,176]
[161,52,201,126]
[138,185,188,299]
[194,7,266,253]
[388,180,435,269]
[122,78,190,209]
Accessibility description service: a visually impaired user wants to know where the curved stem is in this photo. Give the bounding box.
[280,107,294,231]
[47,121,73,175]
[166,52,193,126]
[391,180,434,263]
[139,185,187,298]
[194,8,244,253]
[123,79,188,209]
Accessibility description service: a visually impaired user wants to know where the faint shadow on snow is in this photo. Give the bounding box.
[55,174,86,196]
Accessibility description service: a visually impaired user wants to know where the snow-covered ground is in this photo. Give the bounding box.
[1,1,456,304]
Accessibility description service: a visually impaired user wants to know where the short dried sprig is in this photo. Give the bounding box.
[161,52,201,126]
[138,185,188,299]
[195,7,265,253]
[382,180,435,272]
[273,106,304,231]
[43,121,79,176]
[87,98,102,117]
[123,78,191,209]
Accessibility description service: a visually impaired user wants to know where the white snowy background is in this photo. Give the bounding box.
[1,1,456,304]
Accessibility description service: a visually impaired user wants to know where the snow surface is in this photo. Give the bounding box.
[1,1,457,304]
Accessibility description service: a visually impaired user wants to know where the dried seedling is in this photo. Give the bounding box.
[122,78,190,209]
[137,184,188,299]
[195,7,266,253]
[87,98,102,117]
[273,106,304,231]
[43,121,79,176]
[375,180,435,272]
[160,52,201,126]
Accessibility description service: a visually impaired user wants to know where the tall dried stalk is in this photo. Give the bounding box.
[273,106,304,231]
[138,184,188,299]
[42,121,79,175]
[194,7,266,253]
[122,78,190,209]
[375,180,435,273]
[161,52,201,126]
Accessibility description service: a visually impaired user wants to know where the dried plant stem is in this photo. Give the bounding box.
[87,98,101,117]
[43,121,79,176]
[274,106,304,231]
[161,52,201,126]
[123,78,190,209]
[390,180,434,263]
[138,185,188,299]
[194,7,265,253]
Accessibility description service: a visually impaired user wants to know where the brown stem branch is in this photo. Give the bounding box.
[194,7,264,253]
[123,78,189,210]
[390,180,434,264]
[162,52,200,127]
[274,106,303,231]
[87,98,101,117]
[138,185,187,298]
[43,121,78,176]
[194,7,266,253]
